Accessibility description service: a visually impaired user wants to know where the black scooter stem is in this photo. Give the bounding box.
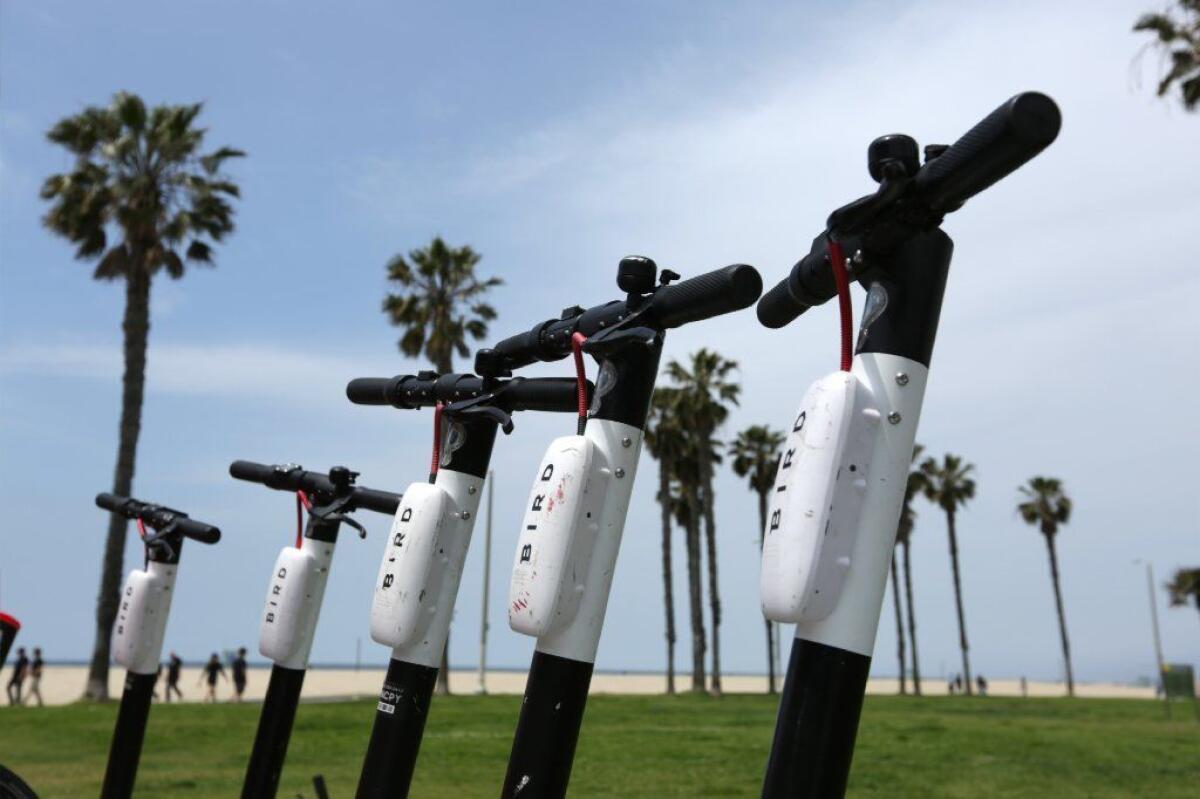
[101,672,157,799]
[241,665,306,798]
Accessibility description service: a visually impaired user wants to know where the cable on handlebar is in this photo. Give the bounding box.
[571,332,589,435]
[828,238,853,371]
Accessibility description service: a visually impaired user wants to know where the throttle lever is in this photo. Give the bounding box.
[581,324,660,358]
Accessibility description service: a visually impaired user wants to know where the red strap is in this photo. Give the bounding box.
[295,490,312,548]
[828,238,853,372]
[571,332,588,435]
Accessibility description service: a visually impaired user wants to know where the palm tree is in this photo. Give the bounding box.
[889,552,907,695]
[1017,477,1076,696]
[665,350,740,695]
[40,92,243,700]
[645,389,686,694]
[1165,567,1200,627]
[382,237,501,374]
[670,440,707,692]
[382,236,500,696]
[730,425,785,694]
[1134,1,1200,110]
[921,453,976,696]
[896,444,928,695]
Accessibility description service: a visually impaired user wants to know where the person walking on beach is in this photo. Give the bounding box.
[25,648,44,706]
[165,652,183,702]
[6,647,28,705]
[198,653,226,703]
[231,647,248,702]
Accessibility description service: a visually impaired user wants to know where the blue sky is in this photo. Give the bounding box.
[1,0,1197,685]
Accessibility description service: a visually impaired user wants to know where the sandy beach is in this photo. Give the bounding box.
[1,665,1157,707]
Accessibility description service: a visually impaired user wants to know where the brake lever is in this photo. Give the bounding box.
[582,324,660,357]
[443,392,515,434]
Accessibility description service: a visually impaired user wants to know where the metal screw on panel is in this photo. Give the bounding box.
[615,468,626,478]
[461,511,472,520]
[887,412,902,425]
[468,486,477,495]
[895,372,909,386]
[621,437,632,448]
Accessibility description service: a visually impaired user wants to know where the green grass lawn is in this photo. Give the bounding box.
[1,694,1197,797]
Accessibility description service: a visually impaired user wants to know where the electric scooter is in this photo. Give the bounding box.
[229,461,402,799]
[345,372,587,798]
[94,493,221,799]
[754,91,1061,797]
[480,257,763,797]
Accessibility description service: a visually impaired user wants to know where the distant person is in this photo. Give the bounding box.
[954,673,964,694]
[231,647,248,702]
[947,679,956,695]
[1020,676,1028,697]
[6,647,28,705]
[976,674,988,696]
[25,648,44,706]
[165,652,183,702]
[198,653,226,702]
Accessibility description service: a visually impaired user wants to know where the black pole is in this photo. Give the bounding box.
[101,671,157,799]
[761,232,951,798]
[356,418,498,798]
[501,341,661,798]
[241,665,307,798]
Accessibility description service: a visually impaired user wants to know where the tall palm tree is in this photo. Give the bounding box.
[730,424,785,694]
[890,552,906,695]
[645,389,687,694]
[670,442,707,692]
[1165,567,1200,628]
[1134,1,1200,110]
[665,350,740,695]
[382,237,501,374]
[1017,477,1076,697]
[921,453,976,696]
[41,92,243,700]
[896,444,928,695]
[382,236,500,695]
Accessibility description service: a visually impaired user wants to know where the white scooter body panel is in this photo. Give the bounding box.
[388,468,484,668]
[509,435,608,637]
[761,371,879,623]
[370,482,454,649]
[112,560,177,675]
[259,539,335,669]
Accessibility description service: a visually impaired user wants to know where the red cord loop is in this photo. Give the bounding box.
[294,490,311,548]
[430,401,445,479]
[571,332,588,434]
[136,518,147,540]
[828,238,853,372]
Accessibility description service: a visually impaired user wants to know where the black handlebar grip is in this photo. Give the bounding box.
[351,487,403,515]
[173,517,221,545]
[95,492,126,513]
[485,326,544,373]
[914,92,1061,212]
[346,377,399,406]
[757,277,810,329]
[506,377,590,413]
[229,460,277,485]
[651,264,763,329]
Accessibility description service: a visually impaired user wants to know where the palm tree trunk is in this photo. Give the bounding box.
[1044,535,1075,696]
[699,450,721,696]
[86,268,151,701]
[684,485,706,692]
[891,551,907,695]
[757,490,776,695]
[434,353,454,696]
[659,463,677,695]
[902,541,922,695]
[944,510,973,695]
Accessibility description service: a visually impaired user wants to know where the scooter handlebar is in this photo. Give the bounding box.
[95,493,221,544]
[228,461,401,515]
[914,91,1061,212]
[650,263,763,328]
[346,374,585,414]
